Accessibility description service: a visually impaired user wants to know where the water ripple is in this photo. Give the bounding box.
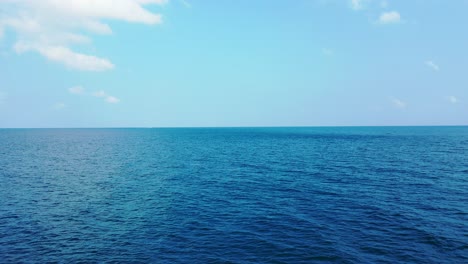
[0,127,467,263]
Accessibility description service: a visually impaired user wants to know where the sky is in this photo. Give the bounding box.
[0,0,467,128]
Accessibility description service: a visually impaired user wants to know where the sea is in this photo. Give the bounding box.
[0,127,467,263]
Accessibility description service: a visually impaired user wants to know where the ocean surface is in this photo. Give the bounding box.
[0,127,467,263]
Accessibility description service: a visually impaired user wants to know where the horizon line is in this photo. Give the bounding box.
[1,125,467,129]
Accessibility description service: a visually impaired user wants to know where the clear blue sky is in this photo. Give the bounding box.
[1,0,467,127]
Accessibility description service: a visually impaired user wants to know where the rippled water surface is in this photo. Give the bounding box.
[0,127,467,263]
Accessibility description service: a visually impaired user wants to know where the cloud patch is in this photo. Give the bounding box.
[92,90,107,98]
[349,0,368,10]
[105,96,121,104]
[53,102,66,110]
[38,46,114,71]
[447,96,458,104]
[69,87,120,104]
[378,11,401,24]
[0,0,167,71]
[425,60,440,71]
[68,86,85,94]
[391,97,407,109]
[92,90,120,103]
[180,0,192,8]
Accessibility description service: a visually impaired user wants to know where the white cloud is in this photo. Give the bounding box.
[69,86,85,94]
[391,97,407,109]
[425,60,439,71]
[0,0,166,71]
[39,0,166,24]
[38,46,114,71]
[83,20,113,35]
[447,96,458,104]
[378,11,401,24]
[105,96,120,104]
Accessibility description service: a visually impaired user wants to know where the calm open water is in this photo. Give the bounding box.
[0,127,467,263]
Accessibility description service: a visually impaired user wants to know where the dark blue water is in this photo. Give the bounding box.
[0,127,467,263]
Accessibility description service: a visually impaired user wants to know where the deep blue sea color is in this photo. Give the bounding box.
[0,127,467,263]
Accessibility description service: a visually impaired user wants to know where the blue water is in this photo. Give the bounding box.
[0,127,467,263]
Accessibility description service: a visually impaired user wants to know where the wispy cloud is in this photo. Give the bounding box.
[105,96,121,104]
[53,102,66,110]
[92,90,120,104]
[378,11,401,24]
[0,0,167,71]
[447,96,458,104]
[38,46,114,72]
[345,1,404,26]
[349,0,369,10]
[69,87,120,104]
[68,86,85,95]
[180,0,192,8]
[92,90,107,98]
[425,60,440,71]
[391,97,407,109]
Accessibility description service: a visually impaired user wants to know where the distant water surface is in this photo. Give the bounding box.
[0,127,467,263]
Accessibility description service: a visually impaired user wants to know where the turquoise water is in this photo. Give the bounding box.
[0,127,467,263]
